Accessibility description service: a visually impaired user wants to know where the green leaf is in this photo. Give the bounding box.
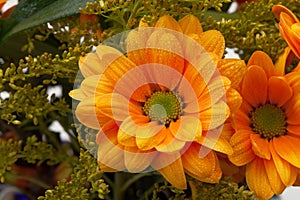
[0,0,93,44]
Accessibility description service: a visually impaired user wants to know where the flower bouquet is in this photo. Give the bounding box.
[0,0,300,199]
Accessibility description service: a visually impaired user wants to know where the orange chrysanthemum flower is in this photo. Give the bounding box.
[272,5,300,58]
[229,51,300,199]
[70,14,243,189]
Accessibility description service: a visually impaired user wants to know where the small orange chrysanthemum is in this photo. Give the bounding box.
[70,14,244,189]
[229,51,300,199]
[272,5,300,58]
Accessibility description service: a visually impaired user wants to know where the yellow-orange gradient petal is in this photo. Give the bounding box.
[155,15,182,32]
[273,136,300,169]
[181,143,221,183]
[270,140,297,186]
[152,152,187,189]
[263,159,285,195]
[97,131,126,172]
[169,116,202,141]
[146,32,185,75]
[196,133,233,155]
[246,158,274,200]
[250,133,270,160]
[217,58,247,89]
[178,14,203,36]
[76,98,101,129]
[100,54,137,91]
[124,146,156,172]
[200,101,229,130]
[198,30,225,59]
[136,126,167,150]
[241,65,268,107]
[69,89,87,101]
[247,51,275,78]
[95,94,141,122]
[229,131,255,166]
[155,128,186,152]
[268,76,293,107]
[196,76,230,112]
[226,88,242,112]
[79,53,104,78]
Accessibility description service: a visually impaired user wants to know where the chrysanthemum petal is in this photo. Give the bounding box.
[118,116,164,147]
[182,143,221,183]
[279,13,300,58]
[272,5,299,23]
[241,65,268,107]
[126,30,148,65]
[169,116,202,141]
[69,89,87,101]
[75,98,102,129]
[200,101,229,130]
[101,53,137,89]
[136,126,167,150]
[79,53,104,78]
[118,127,137,147]
[250,133,270,160]
[152,152,187,189]
[274,47,293,76]
[287,125,300,136]
[95,44,123,64]
[263,159,285,194]
[197,134,233,155]
[273,136,300,168]
[97,131,126,171]
[155,15,182,32]
[226,88,242,112]
[247,51,275,78]
[228,131,255,166]
[178,14,202,36]
[146,31,184,74]
[285,97,300,125]
[246,158,274,200]
[155,128,186,153]
[217,59,247,89]
[95,94,140,121]
[198,30,225,59]
[124,146,156,172]
[270,140,297,186]
[268,76,293,107]
[220,121,235,141]
[195,76,230,112]
[179,63,207,104]
[233,109,252,131]
[80,75,101,96]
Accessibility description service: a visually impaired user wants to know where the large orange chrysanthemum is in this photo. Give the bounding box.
[70,14,244,189]
[272,5,300,58]
[229,51,300,199]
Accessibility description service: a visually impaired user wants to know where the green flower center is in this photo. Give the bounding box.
[250,104,286,140]
[143,91,182,126]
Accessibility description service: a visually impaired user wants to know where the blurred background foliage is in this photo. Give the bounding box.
[0,0,299,199]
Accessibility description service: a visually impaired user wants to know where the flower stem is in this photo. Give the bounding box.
[113,172,126,200]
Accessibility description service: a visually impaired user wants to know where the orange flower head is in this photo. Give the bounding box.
[70,14,243,189]
[229,51,300,199]
[272,5,300,58]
